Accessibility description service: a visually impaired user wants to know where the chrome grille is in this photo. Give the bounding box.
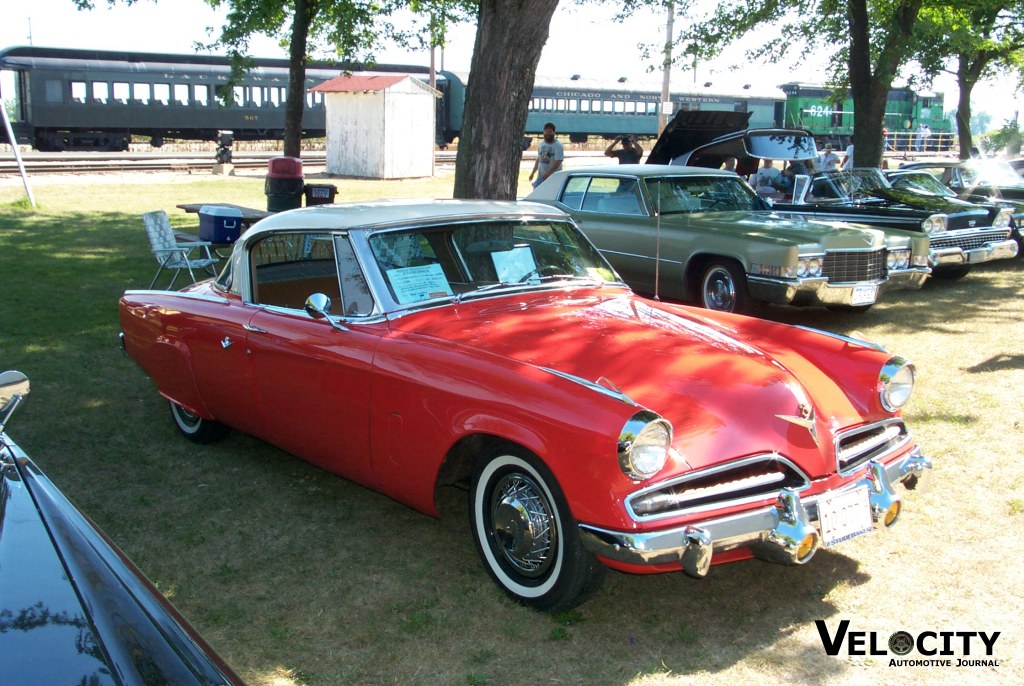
[627,454,810,521]
[823,249,886,283]
[835,419,910,474]
[946,211,992,231]
[930,228,1011,252]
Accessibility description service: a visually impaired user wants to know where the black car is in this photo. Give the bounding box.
[0,371,244,686]
[887,168,1024,251]
[898,159,1024,245]
[647,111,1018,279]
[769,168,1017,278]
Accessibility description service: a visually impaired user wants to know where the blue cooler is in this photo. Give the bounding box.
[198,205,244,244]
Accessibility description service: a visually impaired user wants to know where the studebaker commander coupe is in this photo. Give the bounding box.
[119,200,931,611]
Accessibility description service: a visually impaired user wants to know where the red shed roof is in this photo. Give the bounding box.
[309,74,410,93]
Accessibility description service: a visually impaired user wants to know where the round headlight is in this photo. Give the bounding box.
[898,251,910,268]
[618,411,672,480]
[807,257,823,277]
[922,214,947,234]
[886,252,898,269]
[879,357,915,411]
[796,258,809,278]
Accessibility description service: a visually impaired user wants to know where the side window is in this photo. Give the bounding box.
[333,236,375,317]
[559,176,590,211]
[250,233,341,311]
[581,177,644,215]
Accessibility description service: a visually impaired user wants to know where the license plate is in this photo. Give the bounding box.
[818,486,873,547]
[851,285,878,306]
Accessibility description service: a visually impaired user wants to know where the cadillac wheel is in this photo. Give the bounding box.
[699,260,749,313]
[470,448,606,611]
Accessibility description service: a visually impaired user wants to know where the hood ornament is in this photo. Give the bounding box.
[776,403,819,446]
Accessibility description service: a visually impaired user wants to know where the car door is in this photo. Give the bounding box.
[243,231,384,488]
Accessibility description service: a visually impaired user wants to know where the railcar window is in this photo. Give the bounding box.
[91,82,109,104]
[602,101,613,113]
[269,87,282,106]
[112,82,130,103]
[174,84,189,105]
[568,100,578,112]
[624,102,635,114]
[580,100,590,112]
[71,81,87,103]
[154,83,170,105]
[556,98,567,111]
[194,84,209,106]
[133,83,151,104]
[44,80,63,104]
[233,86,245,106]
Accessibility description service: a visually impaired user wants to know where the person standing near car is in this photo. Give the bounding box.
[530,122,565,188]
[818,143,840,170]
[605,134,644,164]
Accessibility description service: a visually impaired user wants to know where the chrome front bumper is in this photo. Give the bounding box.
[579,449,932,577]
[930,239,1019,266]
[748,268,929,306]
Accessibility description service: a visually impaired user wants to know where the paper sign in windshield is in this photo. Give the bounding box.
[387,264,453,304]
[491,245,537,282]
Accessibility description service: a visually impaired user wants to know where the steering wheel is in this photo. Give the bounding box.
[518,264,565,283]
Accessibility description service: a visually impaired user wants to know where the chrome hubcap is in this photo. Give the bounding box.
[489,474,555,578]
[703,267,736,311]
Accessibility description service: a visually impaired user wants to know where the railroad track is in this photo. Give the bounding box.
[0,150,462,176]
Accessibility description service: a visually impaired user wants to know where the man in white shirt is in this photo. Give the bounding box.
[818,144,840,170]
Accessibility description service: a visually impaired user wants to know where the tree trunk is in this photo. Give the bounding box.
[284,0,316,158]
[955,53,986,160]
[453,0,560,200]
[846,0,922,167]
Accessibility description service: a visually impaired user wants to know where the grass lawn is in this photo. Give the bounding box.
[1,172,1022,686]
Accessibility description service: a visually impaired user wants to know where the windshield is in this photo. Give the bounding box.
[960,160,1024,187]
[889,172,955,197]
[818,169,891,200]
[368,220,621,306]
[647,175,762,214]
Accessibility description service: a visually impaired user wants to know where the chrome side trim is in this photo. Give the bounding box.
[792,326,889,353]
[541,368,638,405]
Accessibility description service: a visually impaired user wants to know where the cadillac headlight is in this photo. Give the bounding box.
[921,214,948,234]
[993,208,1013,229]
[879,356,915,411]
[618,411,673,480]
[797,255,824,278]
[886,249,910,270]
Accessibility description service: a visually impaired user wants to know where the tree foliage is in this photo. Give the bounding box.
[911,1,1024,157]
[624,0,928,167]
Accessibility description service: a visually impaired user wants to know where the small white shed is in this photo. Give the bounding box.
[310,74,439,179]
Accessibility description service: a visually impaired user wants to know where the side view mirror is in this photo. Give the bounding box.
[304,293,348,332]
[0,370,30,433]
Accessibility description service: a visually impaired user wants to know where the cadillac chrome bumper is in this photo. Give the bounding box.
[748,268,929,306]
[930,238,1018,266]
[579,449,931,578]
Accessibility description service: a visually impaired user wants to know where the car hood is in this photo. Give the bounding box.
[0,440,242,686]
[659,210,891,248]
[391,292,863,476]
[867,186,979,213]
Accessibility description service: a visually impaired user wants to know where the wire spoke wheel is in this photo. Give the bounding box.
[470,448,606,612]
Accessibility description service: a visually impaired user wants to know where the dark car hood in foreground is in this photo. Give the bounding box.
[393,290,870,476]
[0,436,242,686]
[866,186,982,213]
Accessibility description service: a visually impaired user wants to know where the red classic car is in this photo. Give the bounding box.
[119,200,931,611]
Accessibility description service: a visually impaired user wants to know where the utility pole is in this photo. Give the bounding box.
[658,1,674,136]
